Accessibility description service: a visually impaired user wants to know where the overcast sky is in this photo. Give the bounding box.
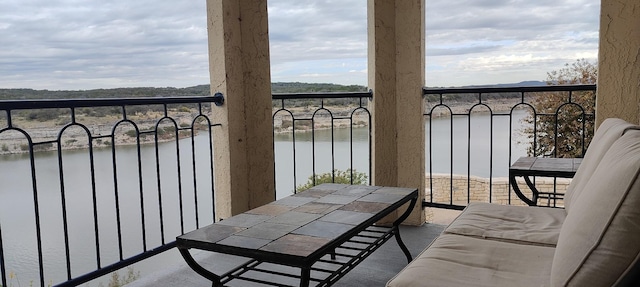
[0,0,599,90]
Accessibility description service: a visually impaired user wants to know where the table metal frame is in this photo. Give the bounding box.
[509,157,581,206]
[177,185,418,287]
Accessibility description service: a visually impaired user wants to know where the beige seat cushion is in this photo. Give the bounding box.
[564,118,637,211]
[443,202,566,246]
[551,130,640,286]
[386,234,555,287]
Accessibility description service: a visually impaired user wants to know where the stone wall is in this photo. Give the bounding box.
[425,173,572,207]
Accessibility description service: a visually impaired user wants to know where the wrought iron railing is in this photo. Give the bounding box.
[0,91,372,286]
[0,96,221,287]
[272,91,372,196]
[422,84,596,210]
[0,86,595,285]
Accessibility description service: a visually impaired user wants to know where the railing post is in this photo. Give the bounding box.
[207,0,275,218]
[368,0,426,225]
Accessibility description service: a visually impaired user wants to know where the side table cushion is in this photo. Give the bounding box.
[550,130,640,286]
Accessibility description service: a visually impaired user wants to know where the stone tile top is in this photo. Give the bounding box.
[178,184,417,262]
[510,157,582,178]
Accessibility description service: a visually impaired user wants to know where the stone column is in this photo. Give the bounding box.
[207,0,275,219]
[596,0,640,126]
[368,0,426,225]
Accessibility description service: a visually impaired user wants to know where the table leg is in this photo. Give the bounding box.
[522,176,540,204]
[392,196,417,263]
[509,175,537,206]
[178,247,223,287]
[300,267,311,287]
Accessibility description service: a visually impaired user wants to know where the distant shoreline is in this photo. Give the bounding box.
[1,99,527,155]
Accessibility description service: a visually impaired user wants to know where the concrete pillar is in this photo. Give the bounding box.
[596,0,640,126]
[207,0,275,219]
[368,0,426,225]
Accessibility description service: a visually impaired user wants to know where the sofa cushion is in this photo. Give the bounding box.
[551,130,640,286]
[443,202,566,246]
[386,234,555,287]
[564,118,637,211]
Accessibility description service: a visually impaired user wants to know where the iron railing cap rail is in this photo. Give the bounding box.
[423,84,596,95]
[1,92,374,110]
[272,91,373,100]
[0,95,220,110]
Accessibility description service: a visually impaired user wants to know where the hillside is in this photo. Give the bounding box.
[0,81,545,100]
[0,82,369,100]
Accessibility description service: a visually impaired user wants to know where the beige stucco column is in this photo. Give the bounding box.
[368,0,426,225]
[596,0,640,126]
[207,0,275,219]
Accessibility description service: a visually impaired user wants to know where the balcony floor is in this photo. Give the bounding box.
[126,223,446,287]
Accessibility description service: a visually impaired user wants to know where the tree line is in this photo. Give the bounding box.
[0,82,370,121]
[0,82,369,101]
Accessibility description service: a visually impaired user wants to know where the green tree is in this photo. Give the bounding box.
[296,169,368,193]
[522,59,597,158]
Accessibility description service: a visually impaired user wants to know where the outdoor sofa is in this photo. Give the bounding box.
[387,118,640,287]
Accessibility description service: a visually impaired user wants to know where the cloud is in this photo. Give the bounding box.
[0,0,209,89]
[0,0,600,90]
[268,0,367,63]
[424,0,599,87]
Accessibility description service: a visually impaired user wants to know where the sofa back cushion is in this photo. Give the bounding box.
[564,118,637,211]
[551,129,640,286]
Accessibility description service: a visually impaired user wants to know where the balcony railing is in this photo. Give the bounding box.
[0,85,595,286]
[422,84,596,210]
[0,91,373,287]
[272,91,372,196]
[0,96,220,287]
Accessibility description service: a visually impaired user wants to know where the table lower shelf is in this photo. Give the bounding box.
[202,225,402,287]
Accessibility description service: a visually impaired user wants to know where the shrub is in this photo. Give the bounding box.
[296,169,368,193]
[280,119,293,129]
[97,267,139,287]
[294,120,312,130]
[125,130,138,138]
[33,143,53,152]
[26,109,62,122]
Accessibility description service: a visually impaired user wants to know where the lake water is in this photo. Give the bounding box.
[0,109,530,286]
[0,134,217,286]
[426,109,530,178]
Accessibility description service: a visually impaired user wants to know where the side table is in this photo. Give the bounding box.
[509,157,581,206]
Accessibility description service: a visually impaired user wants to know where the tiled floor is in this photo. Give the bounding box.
[126,224,445,287]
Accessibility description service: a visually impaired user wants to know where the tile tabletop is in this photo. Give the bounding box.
[178,184,417,261]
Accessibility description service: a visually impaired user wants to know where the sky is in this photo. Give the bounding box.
[0,0,600,90]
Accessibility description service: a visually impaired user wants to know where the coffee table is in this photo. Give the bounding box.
[177,184,418,287]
